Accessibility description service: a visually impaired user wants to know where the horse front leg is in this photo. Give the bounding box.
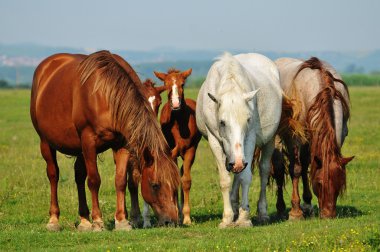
[113,148,132,231]
[288,144,304,220]
[230,175,240,221]
[81,129,104,231]
[257,138,275,223]
[127,162,141,228]
[40,140,60,231]
[208,133,233,228]
[234,167,253,227]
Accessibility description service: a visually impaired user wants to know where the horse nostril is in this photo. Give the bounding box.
[243,162,248,169]
[227,163,234,172]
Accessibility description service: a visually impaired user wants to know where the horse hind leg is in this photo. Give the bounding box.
[272,146,287,219]
[300,145,314,217]
[181,147,196,225]
[74,154,92,231]
[40,140,60,231]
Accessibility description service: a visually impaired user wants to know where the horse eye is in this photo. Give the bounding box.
[220,120,225,127]
[247,118,251,123]
[151,183,160,190]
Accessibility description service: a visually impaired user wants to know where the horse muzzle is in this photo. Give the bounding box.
[170,100,181,111]
[227,161,248,173]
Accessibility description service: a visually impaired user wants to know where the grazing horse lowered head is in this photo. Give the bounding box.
[274,57,354,219]
[127,78,166,228]
[196,52,282,228]
[30,51,180,231]
[154,68,202,225]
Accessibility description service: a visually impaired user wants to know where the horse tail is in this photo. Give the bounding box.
[276,93,307,144]
[294,57,350,121]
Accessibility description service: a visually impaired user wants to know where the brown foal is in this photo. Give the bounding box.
[154,68,202,225]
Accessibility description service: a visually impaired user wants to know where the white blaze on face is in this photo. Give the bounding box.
[148,96,156,112]
[171,77,180,109]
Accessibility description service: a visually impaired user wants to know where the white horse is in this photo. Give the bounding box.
[196,52,282,227]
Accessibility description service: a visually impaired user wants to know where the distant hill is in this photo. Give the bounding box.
[1,43,380,86]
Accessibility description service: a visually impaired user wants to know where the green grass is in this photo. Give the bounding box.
[342,74,380,86]
[0,87,379,251]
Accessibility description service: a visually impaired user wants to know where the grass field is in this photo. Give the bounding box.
[0,87,379,251]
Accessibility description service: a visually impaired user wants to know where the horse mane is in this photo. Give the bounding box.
[215,52,251,96]
[294,57,350,196]
[143,78,156,88]
[167,68,180,74]
[78,50,179,189]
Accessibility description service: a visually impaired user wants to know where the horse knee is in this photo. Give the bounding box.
[115,178,127,192]
[219,176,231,191]
[181,177,192,191]
[87,174,101,189]
[294,165,302,177]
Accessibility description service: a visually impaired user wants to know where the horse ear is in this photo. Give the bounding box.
[182,68,192,79]
[341,156,354,166]
[155,85,166,94]
[154,71,167,81]
[314,156,322,169]
[243,88,260,102]
[208,93,219,104]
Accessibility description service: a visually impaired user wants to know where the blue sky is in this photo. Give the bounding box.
[0,0,379,52]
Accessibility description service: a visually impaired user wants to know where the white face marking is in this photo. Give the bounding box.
[172,84,179,96]
[148,96,155,111]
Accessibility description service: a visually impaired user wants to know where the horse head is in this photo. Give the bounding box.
[311,155,354,218]
[143,79,165,116]
[208,88,259,173]
[140,147,180,226]
[154,68,192,110]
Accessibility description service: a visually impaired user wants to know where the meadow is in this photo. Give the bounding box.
[0,87,379,251]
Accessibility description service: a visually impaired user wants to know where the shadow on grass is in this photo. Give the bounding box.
[336,205,364,218]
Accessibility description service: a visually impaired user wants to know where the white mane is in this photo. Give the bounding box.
[215,52,253,96]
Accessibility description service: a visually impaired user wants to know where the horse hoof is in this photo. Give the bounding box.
[301,204,315,217]
[46,222,61,232]
[218,221,234,229]
[288,211,304,221]
[235,220,253,227]
[143,221,152,228]
[92,220,104,232]
[129,217,141,228]
[115,219,132,231]
[257,215,270,224]
[77,219,92,232]
[182,217,192,225]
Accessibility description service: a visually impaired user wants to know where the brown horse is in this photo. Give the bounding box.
[273,57,354,219]
[127,79,166,227]
[154,68,202,225]
[30,51,180,231]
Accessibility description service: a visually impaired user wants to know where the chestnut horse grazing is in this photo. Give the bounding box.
[128,79,166,228]
[274,57,354,219]
[30,51,180,231]
[154,68,202,225]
